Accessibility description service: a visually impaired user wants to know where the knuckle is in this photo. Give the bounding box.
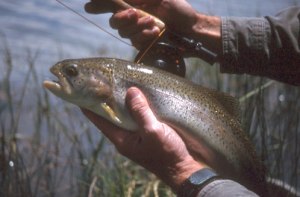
[144,121,161,133]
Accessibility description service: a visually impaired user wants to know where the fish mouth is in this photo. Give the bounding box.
[43,67,72,96]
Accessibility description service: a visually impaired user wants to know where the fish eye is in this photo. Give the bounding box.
[63,64,78,77]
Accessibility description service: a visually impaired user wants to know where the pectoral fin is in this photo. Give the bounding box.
[101,102,122,124]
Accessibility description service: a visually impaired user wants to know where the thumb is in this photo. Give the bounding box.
[126,87,158,128]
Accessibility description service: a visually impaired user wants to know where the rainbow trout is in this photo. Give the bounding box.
[44,57,266,195]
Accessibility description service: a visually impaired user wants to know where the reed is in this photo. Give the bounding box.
[0,42,299,197]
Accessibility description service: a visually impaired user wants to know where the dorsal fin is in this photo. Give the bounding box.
[201,86,241,120]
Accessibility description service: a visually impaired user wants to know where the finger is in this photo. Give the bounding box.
[81,108,128,145]
[118,15,159,38]
[126,87,158,129]
[131,26,160,49]
[109,8,138,29]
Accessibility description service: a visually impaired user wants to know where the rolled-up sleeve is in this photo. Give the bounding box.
[220,6,300,86]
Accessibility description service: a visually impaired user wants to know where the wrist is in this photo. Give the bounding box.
[190,13,222,55]
[163,156,206,192]
[177,168,220,197]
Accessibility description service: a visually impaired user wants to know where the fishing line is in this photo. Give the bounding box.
[55,0,132,47]
[135,28,165,64]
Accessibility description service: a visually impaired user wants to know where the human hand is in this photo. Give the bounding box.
[85,0,198,49]
[82,87,204,191]
[85,0,221,53]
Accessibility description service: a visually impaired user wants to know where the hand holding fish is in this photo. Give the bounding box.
[82,87,205,192]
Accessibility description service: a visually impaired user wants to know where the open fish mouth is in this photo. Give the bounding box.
[43,71,71,96]
[43,65,63,92]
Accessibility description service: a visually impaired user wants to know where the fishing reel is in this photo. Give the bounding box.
[135,42,186,77]
[135,32,218,78]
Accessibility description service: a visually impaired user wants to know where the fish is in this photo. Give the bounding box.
[43,57,267,196]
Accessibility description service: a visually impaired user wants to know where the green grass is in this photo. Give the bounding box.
[0,41,299,197]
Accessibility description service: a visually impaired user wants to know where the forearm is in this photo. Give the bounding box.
[189,6,300,86]
[220,7,300,85]
[220,6,300,85]
[187,13,222,56]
